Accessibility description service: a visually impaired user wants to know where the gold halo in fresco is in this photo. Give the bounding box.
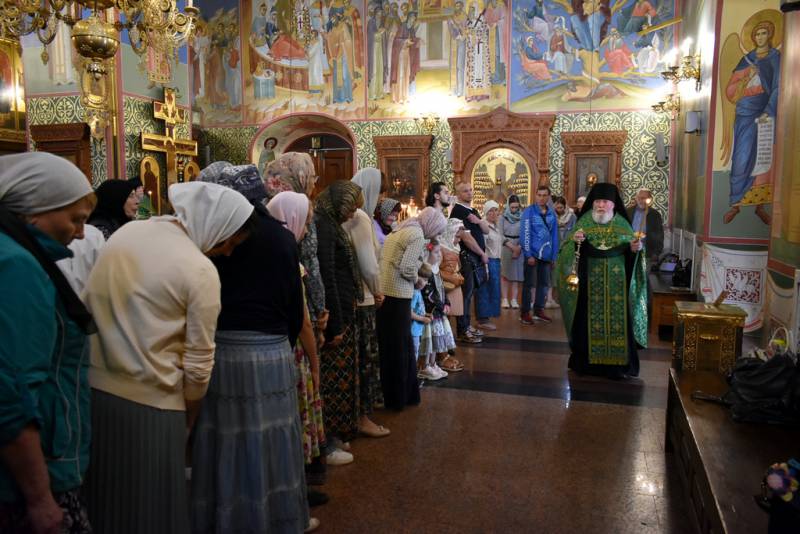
[740,9,783,52]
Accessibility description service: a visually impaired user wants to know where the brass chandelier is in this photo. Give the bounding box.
[0,0,198,137]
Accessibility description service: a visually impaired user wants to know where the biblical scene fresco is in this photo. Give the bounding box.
[509,0,677,112]
[709,3,781,239]
[471,148,531,210]
[228,0,368,123]
[191,0,245,124]
[366,0,508,118]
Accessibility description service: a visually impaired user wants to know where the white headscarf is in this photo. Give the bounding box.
[441,218,464,253]
[166,182,254,252]
[0,152,93,214]
[482,200,500,217]
[351,168,381,216]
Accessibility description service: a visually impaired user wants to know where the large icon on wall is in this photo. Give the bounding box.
[718,9,782,226]
[509,0,678,112]
[470,147,531,211]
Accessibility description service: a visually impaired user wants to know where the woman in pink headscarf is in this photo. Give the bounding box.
[266,192,327,507]
[377,206,447,410]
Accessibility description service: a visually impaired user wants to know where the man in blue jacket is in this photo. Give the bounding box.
[520,185,559,324]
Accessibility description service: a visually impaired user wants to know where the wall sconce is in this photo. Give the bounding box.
[679,55,702,92]
[415,113,439,136]
[660,55,701,92]
[652,94,681,120]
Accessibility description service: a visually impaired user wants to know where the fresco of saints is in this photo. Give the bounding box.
[327,9,356,103]
[719,14,782,225]
[448,1,468,98]
[368,7,388,100]
[223,21,242,109]
[485,0,507,84]
[344,0,365,72]
[518,35,550,81]
[465,3,492,102]
[383,3,401,94]
[390,10,421,104]
[250,2,269,75]
[308,29,329,95]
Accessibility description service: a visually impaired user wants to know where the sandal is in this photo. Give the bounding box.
[359,424,391,438]
[438,355,464,372]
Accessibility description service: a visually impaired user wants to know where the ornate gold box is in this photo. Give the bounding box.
[672,302,747,374]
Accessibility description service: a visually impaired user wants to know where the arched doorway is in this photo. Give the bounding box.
[470,147,533,211]
[249,113,357,195]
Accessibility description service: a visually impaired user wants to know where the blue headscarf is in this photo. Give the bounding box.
[503,194,522,225]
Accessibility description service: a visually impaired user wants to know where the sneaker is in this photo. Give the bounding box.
[326,448,354,466]
[533,310,552,323]
[545,299,560,309]
[510,299,520,309]
[520,313,534,325]
[305,518,321,532]
[468,326,485,337]
[418,366,440,380]
[433,364,449,378]
[458,332,483,344]
[501,298,510,309]
[477,322,497,331]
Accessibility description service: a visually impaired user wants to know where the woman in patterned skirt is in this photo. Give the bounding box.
[345,168,389,437]
[314,181,364,460]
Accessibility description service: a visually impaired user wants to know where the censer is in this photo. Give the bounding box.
[565,234,583,292]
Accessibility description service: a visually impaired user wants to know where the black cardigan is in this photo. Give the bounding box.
[213,204,304,346]
[314,212,358,340]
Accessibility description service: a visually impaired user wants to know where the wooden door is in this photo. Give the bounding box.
[314,150,352,195]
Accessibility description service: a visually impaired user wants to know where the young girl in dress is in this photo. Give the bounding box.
[419,240,457,380]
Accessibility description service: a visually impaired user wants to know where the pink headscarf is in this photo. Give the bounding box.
[266,191,310,242]
[398,206,447,239]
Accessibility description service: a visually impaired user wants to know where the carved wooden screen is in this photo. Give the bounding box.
[30,123,92,182]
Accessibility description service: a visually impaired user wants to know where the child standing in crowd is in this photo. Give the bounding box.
[419,241,455,380]
[411,269,433,379]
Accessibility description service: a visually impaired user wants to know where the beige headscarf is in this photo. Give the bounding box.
[0,152,93,214]
[264,152,316,198]
[165,182,254,252]
[397,206,447,239]
[441,218,464,253]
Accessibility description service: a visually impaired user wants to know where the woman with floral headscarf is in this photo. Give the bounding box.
[373,197,401,247]
[314,181,364,462]
[378,206,447,410]
[265,153,329,338]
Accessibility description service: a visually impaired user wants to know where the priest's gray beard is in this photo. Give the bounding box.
[592,209,614,225]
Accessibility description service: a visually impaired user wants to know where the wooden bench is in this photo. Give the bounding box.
[650,272,696,334]
[665,369,800,533]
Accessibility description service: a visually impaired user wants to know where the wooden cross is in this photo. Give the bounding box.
[141,87,198,214]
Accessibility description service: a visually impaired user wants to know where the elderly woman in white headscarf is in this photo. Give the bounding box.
[83,181,256,534]
[475,200,503,330]
[343,168,389,437]
[0,152,97,533]
[377,206,447,411]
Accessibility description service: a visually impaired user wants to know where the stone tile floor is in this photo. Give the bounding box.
[313,307,697,533]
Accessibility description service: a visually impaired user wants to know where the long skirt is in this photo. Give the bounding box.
[377,296,420,410]
[295,342,325,464]
[320,324,360,442]
[190,332,309,534]
[356,305,383,415]
[476,257,502,319]
[85,389,189,534]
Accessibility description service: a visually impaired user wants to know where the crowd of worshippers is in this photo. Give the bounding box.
[0,150,663,534]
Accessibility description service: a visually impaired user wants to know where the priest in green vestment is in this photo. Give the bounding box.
[556,183,648,378]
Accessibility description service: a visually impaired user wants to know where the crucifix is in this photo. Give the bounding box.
[141,87,198,214]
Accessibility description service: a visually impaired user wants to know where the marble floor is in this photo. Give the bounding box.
[313,306,696,533]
